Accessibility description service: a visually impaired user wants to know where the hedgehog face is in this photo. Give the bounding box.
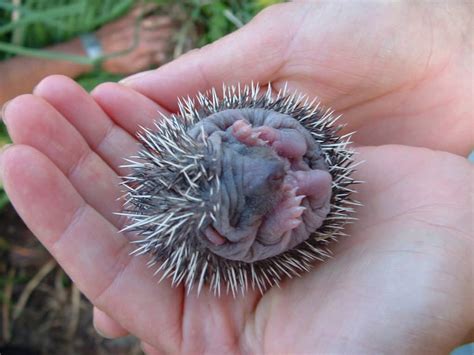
[189,109,334,263]
[223,139,287,220]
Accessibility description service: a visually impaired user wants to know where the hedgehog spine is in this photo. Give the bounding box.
[118,82,361,297]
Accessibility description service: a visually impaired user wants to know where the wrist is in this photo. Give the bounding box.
[79,33,103,65]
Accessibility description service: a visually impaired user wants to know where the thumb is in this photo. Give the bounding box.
[119,2,300,111]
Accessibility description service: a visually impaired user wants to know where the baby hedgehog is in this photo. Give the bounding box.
[119,83,358,296]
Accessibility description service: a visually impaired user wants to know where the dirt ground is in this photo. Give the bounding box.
[0,204,143,354]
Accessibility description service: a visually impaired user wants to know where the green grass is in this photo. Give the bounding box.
[157,0,282,45]
[0,0,281,61]
[0,0,135,59]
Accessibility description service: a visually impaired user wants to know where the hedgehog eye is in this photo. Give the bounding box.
[268,171,285,189]
[269,172,284,183]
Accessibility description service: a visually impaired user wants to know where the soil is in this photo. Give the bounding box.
[0,204,142,355]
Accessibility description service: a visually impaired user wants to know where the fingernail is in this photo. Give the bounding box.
[119,69,156,85]
[94,326,110,339]
[1,100,11,123]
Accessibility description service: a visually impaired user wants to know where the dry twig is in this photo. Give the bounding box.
[67,283,81,339]
[12,259,56,320]
[2,268,15,342]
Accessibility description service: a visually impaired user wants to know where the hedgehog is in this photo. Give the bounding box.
[118,83,359,297]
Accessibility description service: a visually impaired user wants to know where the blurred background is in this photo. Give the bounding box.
[0,1,280,354]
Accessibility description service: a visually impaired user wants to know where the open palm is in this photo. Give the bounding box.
[1,1,472,354]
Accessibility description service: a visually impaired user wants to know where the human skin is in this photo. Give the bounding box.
[0,4,172,106]
[0,1,473,354]
[123,1,474,157]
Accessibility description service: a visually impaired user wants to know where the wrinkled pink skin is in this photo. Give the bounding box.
[228,119,332,240]
[190,109,333,263]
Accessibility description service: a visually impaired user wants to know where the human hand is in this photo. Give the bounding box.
[122,1,473,156]
[95,4,173,74]
[1,76,472,354]
[1,1,473,354]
